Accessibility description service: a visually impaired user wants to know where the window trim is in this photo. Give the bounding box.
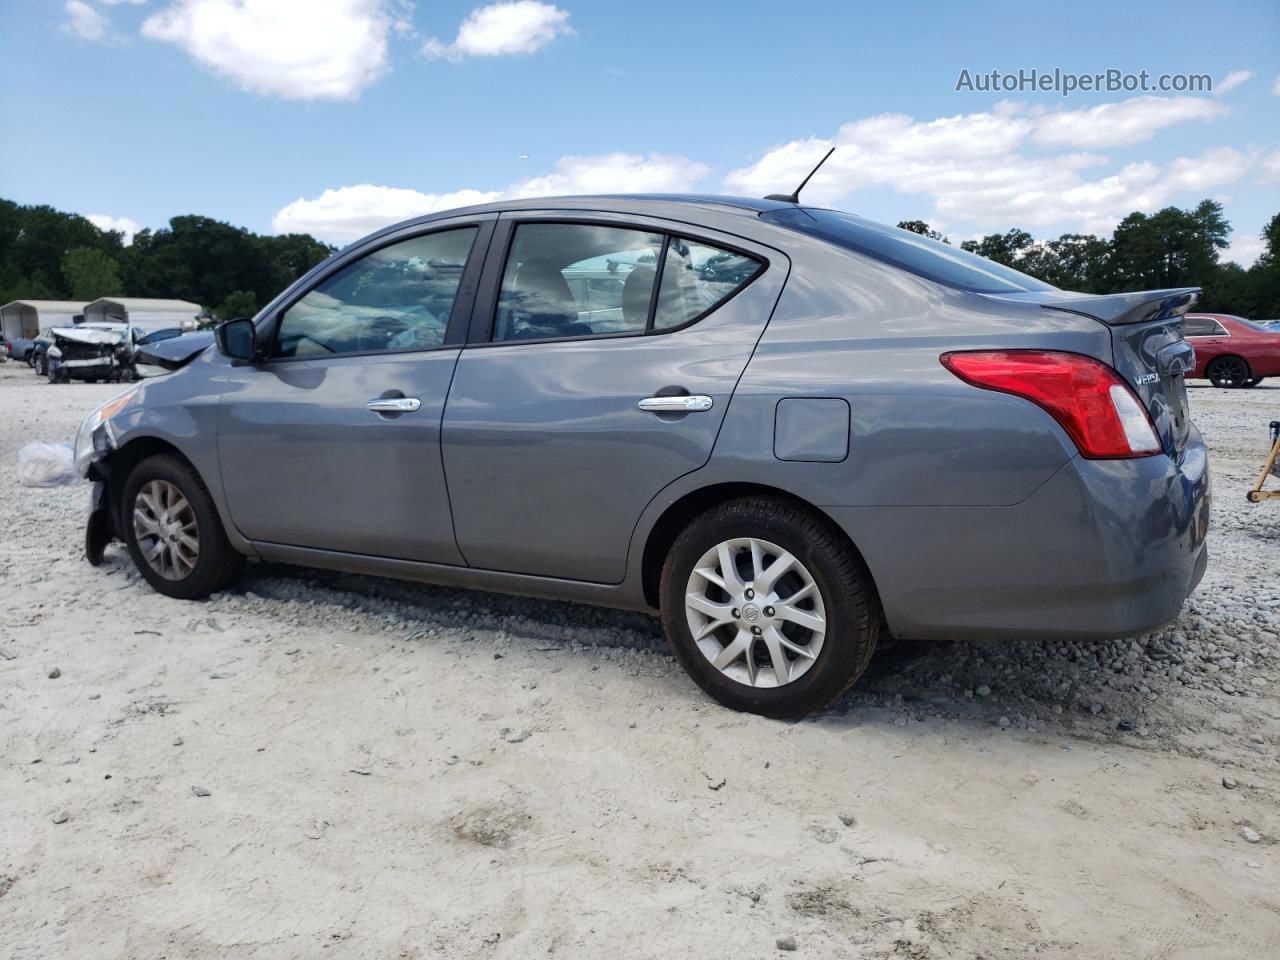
[257,217,495,365]
[1184,317,1229,338]
[468,215,769,348]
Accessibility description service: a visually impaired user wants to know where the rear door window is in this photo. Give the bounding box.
[492,223,764,342]
[494,223,663,340]
[1183,316,1226,336]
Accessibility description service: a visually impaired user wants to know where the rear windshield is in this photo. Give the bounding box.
[1225,315,1270,332]
[762,207,1057,294]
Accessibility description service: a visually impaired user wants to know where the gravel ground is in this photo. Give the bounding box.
[1,360,1278,959]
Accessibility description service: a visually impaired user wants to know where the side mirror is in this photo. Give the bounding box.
[216,318,258,362]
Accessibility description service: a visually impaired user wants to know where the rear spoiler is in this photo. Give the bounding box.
[1040,288,1200,326]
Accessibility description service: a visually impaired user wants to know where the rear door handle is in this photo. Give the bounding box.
[637,395,713,413]
[367,397,421,413]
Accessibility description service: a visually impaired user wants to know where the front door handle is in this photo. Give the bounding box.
[367,397,421,414]
[637,395,713,413]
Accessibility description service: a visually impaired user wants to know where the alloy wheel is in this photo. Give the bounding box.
[1209,356,1249,388]
[684,537,826,688]
[132,479,200,580]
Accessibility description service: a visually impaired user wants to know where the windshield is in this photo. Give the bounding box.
[762,207,1057,294]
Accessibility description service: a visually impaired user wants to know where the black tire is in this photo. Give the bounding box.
[1206,355,1251,388]
[1244,377,1264,388]
[121,454,245,599]
[660,496,879,718]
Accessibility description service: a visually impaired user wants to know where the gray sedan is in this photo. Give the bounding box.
[74,195,1209,717]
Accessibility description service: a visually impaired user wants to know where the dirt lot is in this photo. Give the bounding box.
[1,359,1277,959]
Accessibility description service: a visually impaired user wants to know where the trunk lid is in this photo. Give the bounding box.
[987,288,1199,458]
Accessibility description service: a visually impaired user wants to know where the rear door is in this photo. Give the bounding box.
[441,213,788,583]
[217,216,493,563]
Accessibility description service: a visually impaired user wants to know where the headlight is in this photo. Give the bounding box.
[74,386,140,477]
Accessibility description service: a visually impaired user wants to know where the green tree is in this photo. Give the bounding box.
[217,289,258,321]
[896,220,948,242]
[960,228,1033,267]
[61,247,124,299]
[1014,233,1111,291]
[1109,200,1230,291]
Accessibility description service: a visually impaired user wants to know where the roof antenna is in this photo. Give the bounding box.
[765,146,835,204]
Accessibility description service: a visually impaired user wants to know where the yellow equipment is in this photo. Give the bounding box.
[1248,421,1280,503]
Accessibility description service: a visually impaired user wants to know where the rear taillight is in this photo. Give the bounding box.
[940,350,1162,459]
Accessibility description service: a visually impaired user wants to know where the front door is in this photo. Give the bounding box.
[441,215,787,583]
[218,218,492,563]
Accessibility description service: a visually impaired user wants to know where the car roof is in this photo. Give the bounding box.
[350,194,799,250]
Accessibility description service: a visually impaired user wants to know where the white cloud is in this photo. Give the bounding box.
[99,0,149,5]
[62,1,109,40]
[1260,150,1280,183]
[1214,69,1252,94]
[1160,147,1253,193]
[423,1,572,61]
[1032,96,1224,148]
[508,152,710,197]
[1224,237,1266,267]
[722,100,1254,236]
[141,0,396,100]
[272,152,709,244]
[87,213,143,244]
[273,185,501,244]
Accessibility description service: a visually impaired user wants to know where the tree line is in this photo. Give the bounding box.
[0,198,333,322]
[2,196,1277,323]
[899,199,1280,320]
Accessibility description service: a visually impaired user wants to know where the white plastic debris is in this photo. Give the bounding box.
[17,442,78,487]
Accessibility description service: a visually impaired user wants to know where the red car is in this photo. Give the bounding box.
[1184,313,1280,388]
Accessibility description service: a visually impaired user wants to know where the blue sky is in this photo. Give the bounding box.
[1,0,1277,262]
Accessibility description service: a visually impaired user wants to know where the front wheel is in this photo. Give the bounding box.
[122,455,245,599]
[1207,355,1251,388]
[660,497,879,718]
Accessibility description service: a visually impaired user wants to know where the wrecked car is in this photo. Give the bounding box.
[46,323,135,384]
[75,194,1210,719]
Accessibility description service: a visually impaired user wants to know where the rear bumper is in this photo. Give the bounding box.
[830,432,1210,642]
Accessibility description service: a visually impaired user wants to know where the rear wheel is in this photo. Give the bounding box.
[122,455,244,599]
[660,497,878,718]
[1207,355,1251,388]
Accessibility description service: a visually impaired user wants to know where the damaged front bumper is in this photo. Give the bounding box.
[75,386,142,565]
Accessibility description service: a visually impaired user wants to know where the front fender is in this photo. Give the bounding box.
[89,353,256,558]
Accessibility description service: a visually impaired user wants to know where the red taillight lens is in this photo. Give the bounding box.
[940,350,1162,459]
